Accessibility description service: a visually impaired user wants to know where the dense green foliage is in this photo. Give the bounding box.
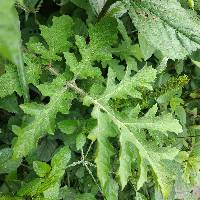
[1,0,200,199]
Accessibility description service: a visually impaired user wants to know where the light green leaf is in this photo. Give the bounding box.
[123,104,182,134]
[118,137,135,189]
[65,17,117,79]
[88,64,182,199]
[12,76,74,159]
[58,120,78,135]
[138,33,155,61]
[40,15,74,54]
[128,0,200,59]
[88,107,119,200]
[183,142,200,183]
[0,0,29,101]
[33,161,51,177]
[0,65,22,98]
[89,0,107,14]
[119,127,179,199]
[76,133,86,150]
[192,59,200,69]
[137,156,148,190]
[98,65,157,101]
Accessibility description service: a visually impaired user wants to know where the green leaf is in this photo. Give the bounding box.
[0,0,29,101]
[33,161,51,177]
[40,15,74,54]
[0,195,23,200]
[0,148,21,174]
[37,137,58,162]
[0,0,20,61]
[138,33,155,60]
[183,142,200,183]
[0,65,22,98]
[28,15,74,63]
[51,146,71,174]
[18,147,71,198]
[88,107,119,200]
[42,146,71,199]
[17,178,44,197]
[65,17,117,79]
[58,120,78,135]
[89,0,107,14]
[24,53,42,85]
[0,94,20,113]
[98,65,157,101]
[12,76,74,159]
[124,104,183,134]
[88,64,182,199]
[121,128,179,199]
[136,192,147,200]
[128,0,200,59]
[89,17,118,61]
[76,133,86,150]
[76,193,96,200]
[118,138,135,189]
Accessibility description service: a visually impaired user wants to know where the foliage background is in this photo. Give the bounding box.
[1,0,200,199]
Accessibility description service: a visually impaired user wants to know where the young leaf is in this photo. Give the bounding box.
[33,161,51,177]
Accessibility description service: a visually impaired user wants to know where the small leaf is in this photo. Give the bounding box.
[33,161,51,177]
[51,146,71,174]
[58,120,78,135]
[76,133,86,150]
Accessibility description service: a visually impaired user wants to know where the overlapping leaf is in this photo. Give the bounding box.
[88,107,119,200]
[88,64,182,199]
[12,76,74,159]
[18,146,71,199]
